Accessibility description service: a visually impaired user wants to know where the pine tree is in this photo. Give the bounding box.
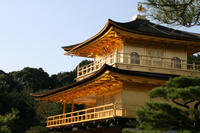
[136,76,200,132]
[140,0,200,27]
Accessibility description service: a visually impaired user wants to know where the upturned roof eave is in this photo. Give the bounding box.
[62,19,200,55]
[62,19,114,54]
[30,64,178,99]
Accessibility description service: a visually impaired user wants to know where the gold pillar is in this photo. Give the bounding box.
[63,101,66,114]
[71,99,74,116]
[71,99,74,112]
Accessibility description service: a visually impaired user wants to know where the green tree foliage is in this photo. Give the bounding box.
[0,70,6,75]
[10,67,50,92]
[141,0,200,27]
[188,54,200,64]
[0,73,15,92]
[0,72,17,114]
[49,71,76,88]
[0,59,92,133]
[11,90,37,132]
[136,76,200,132]
[56,71,76,86]
[122,128,163,133]
[25,126,49,133]
[49,74,60,89]
[122,128,198,133]
[0,109,18,133]
[77,60,93,67]
[35,101,62,125]
[49,59,92,88]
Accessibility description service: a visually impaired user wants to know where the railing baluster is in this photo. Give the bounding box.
[47,118,49,126]
[46,103,118,128]
[78,53,200,80]
[193,62,195,70]
[114,104,116,116]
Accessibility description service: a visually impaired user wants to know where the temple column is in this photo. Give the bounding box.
[71,99,74,116]
[63,101,66,123]
[63,101,66,113]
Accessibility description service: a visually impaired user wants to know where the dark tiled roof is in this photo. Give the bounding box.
[113,19,200,41]
[62,17,200,52]
[62,44,78,51]
[31,64,178,98]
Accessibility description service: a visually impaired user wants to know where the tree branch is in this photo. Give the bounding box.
[142,0,199,27]
[194,101,200,109]
[184,99,195,106]
[178,0,194,22]
[172,99,190,109]
[195,11,200,25]
[142,0,195,8]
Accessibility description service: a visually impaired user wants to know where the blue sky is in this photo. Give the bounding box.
[0,0,199,75]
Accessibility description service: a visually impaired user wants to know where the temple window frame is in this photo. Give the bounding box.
[130,52,140,64]
[171,57,181,69]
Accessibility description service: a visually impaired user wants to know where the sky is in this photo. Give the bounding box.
[0,0,199,75]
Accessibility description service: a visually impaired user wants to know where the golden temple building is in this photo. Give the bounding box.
[32,15,200,133]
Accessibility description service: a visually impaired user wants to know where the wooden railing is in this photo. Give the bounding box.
[77,53,115,78]
[47,103,115,128]
[117,53,200,71]
[46,103,141,128]
[77,52,200,79]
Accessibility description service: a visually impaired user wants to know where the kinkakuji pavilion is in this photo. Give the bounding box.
[32,15,200,133]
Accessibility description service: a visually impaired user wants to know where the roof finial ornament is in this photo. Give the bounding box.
[137,4,147,14]
[131,4,147,21]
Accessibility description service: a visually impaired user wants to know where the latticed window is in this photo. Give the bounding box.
[146,49,164,66]
[147,49,164,57]
[130,52,140,64]
[171,57,181,69]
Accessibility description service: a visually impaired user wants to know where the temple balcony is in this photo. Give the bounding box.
[77,52,200,81]
[46,103,140,128]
